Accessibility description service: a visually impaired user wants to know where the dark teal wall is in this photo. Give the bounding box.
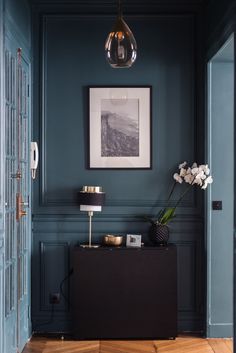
[205,0,236,42]
[205,0,236,57]
[40,15,195,206]
[32,2,205,333]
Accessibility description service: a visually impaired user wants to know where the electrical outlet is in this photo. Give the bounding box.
[49,292,60,304]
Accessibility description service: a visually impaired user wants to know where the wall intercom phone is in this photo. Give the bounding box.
[30,142,39,179]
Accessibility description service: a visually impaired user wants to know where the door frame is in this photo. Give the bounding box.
[206,33,234,338]
[0,0,5,350]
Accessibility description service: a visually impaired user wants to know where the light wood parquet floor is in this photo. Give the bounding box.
[22,336,233,353]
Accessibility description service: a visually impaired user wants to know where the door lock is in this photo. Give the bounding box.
[11,171,22,179]
[16,193,27,221]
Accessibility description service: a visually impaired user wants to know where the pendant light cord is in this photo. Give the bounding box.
[118,0,122,17]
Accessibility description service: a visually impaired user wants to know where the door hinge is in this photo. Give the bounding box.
[27,84,30,97]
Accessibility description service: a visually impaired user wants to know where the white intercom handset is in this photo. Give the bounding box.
[31,142,39,179]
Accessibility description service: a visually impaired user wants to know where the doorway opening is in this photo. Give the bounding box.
[207,34,234,337]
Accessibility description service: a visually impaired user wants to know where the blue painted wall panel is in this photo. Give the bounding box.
[207,60,234,337]
[40,15,195,209]
[32,10,205,333]
[205,0,235,339]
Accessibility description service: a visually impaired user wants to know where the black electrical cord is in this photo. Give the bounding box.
[33,268,73,332]
[59,268,74,307]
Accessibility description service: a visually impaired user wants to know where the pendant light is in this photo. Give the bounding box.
[105,0,137,68]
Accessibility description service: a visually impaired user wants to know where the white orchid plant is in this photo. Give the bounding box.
[145,161,213,226]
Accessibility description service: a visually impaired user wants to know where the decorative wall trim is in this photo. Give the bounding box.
[33,237,203,332]
[31,0,204,14]
[40,241,70,312]
[175,240,203,315]
[207,323,233,338]
[32,0,204,4]
[39,197,196,208]
[38,13,199,210]
[0,0,4,253]
[32,8,204,334]
[0,254,3,270]
[33,213,203,222]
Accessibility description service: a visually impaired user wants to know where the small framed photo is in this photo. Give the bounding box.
[89,86,152,169]
[126,234,142,248]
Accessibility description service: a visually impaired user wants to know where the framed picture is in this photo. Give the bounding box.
[89,86,152,169]
[126,234,142,248]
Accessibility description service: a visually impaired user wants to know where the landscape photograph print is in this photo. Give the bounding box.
[101,98,139,157]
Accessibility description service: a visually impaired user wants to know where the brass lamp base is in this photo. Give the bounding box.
[80,244,100,249]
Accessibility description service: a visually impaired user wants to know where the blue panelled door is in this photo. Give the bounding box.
[4,35,31,353]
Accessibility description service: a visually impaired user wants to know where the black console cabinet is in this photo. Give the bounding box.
[72,245,177,339]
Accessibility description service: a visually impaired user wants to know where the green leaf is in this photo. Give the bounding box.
[156,208,165,220]
[142,215,155,225]
[159,207,176,225]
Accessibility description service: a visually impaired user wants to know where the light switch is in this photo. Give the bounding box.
[212,201,222,210]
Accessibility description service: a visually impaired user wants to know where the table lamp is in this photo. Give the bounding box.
[78,186,105,248]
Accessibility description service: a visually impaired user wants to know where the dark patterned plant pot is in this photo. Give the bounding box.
[149,223,169,246]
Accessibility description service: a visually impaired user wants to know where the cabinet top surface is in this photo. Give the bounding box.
[74,244,176,251]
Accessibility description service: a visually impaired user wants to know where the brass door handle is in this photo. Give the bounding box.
[16,193,27,221]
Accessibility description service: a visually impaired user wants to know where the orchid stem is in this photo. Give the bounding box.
[174,180,195,209]
[155,181,177,222]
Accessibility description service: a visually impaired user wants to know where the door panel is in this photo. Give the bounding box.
[4,38,31,353]
[4,47,17,353]
[17,54,31,353]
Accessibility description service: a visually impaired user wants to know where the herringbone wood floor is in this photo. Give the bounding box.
[22,336,233,353]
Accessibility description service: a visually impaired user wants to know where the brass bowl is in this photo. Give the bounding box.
[103,235,123,246]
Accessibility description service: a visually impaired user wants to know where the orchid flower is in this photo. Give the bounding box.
[144,162,213,226]
[179,161,187,169]
[202,175,213,189]
[179,168,187,177]
[173,173,183,184]
[184,173,194,184]
[191,167,199,175]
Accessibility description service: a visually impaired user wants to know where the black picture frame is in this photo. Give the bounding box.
[88,86,152,169]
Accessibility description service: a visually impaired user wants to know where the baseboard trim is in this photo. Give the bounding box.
[207,324,233,338]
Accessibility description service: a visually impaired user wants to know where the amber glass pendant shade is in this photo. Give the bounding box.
[105,3,137,68]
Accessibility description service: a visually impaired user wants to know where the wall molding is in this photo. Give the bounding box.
[33,212,203,221]
[31,0,203,14]
[39,197,196,208]
[38,12,199,210]
[207,324,233,338]
[33,237,203,332]
[32,8,205,334]
[40,241,70,312]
